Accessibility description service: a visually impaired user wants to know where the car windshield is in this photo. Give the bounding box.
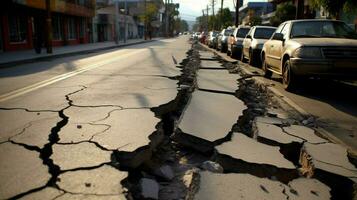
[291,21,357,39]
[254,28,276,39]
[236,28,250,38]
[224,30,233,36]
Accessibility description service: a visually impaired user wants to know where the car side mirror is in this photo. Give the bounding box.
[273,33,284,41]
[246,35,252,39]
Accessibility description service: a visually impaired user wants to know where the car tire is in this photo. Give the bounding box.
[283,59,298,91]
[248,49,255,66]
[240,50,246,63]
[262,57,272,78]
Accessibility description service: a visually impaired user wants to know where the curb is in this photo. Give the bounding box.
[0,39,156,68]
[198,43,357,156]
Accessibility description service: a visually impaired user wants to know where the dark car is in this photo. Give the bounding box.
[227,26,251,58]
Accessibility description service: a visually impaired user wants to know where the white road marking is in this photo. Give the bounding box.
[0,49,146,102]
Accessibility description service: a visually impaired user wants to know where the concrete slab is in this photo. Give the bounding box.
[300,143,357,180]
[64,107,120,124]
[196,172,287,200]
[196,172,331,200]
[200,60,224,69]
[286,178,331,200]
[0,109,59,148]
[56,193,126,200]
[283,125,328,144]
[217,133,295,169]
[255,116,285,125]
[19,187,63,200]
[0,143,51,199]
[57,165,127,195]
[178,90,246,142]
[92,109,160,151]
[199,51,216,59]
[51,143,111,170]
[70,76,177,108]
[254,121,303,145]
[197,69,238,93]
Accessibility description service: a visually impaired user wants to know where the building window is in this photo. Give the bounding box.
[8,15,27,43]
[52,16,63,40]
[67,18,76,39]
[79,18,86,37]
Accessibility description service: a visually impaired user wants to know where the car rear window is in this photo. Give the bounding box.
[254,28,276,39]
[236,28,250,38]
[224,30,233,36]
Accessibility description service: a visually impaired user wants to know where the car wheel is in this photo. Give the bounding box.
[248,49,255,66]
[262,57,272,78]
[283,59,298,91]
[240,50,246,63]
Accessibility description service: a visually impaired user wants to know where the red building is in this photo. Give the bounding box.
[0,0,95,52]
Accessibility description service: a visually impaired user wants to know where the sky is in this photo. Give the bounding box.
[174,0,267,22]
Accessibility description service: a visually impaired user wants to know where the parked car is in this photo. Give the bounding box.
[241,26,276,66]
[217,28,234,52]
[228,25,251,58]
[199,32,207,43]
[261,19,357,91]
[207,31,220,48]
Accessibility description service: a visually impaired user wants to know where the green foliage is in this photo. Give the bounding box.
[217,8,233,28]
[139,3,159,24]
[250,16,262,26]
[309,0,357,18]
[174,18,189,32]
[270,2,296,26]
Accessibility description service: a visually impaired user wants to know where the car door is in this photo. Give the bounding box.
[243,28,254,57]
[276,23,291,73]
[267,23,285,70]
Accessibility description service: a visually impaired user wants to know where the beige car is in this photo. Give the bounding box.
[261,19,357,91]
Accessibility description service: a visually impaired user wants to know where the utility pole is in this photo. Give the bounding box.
[165,0,169,37]
[124,0,127,43]
[235,0,239,27]
[115,0,119,44]
[202,9,205,31]
[212,0,215,30]
[144,0,147,40]
[206,5,209,31]
[220,0,224,29]
[45,0,52,53]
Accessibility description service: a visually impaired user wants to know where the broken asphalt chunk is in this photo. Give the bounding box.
[57,165,127,195]
[215,133,298,183]
[0,143,51,199]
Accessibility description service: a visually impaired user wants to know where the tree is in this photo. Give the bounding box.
[174,18,189,33]
[217,8,233,28]
[309,0,357,19]
[270,2,296,26]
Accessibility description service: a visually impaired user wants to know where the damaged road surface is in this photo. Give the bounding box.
[0,37,356,200]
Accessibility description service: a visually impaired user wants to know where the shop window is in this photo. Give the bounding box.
[79,18,86,37]
[67,18,76,39]
[8,15,27,43]
[52,16,63,40]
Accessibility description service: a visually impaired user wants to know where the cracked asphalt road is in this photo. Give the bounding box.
[0,37,356,200]
[0,38,189,199]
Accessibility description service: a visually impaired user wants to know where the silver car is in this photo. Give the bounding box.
[217,29,233,52]
[262,19,357,91]
[241,26,276,66]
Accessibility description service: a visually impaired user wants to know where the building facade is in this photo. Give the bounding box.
[0,0,95,52]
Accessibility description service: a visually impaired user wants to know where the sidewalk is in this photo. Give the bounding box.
[0,38,154,68]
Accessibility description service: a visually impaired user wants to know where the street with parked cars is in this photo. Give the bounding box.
[194,19,357,92]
